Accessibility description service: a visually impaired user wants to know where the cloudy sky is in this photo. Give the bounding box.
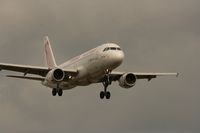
[0,0,199,133]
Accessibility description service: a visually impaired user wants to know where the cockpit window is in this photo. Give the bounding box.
[103,47,121,52]
[110,47,116,50]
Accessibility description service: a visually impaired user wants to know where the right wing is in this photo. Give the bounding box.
[6,75,45,81]
[0,63,78,77]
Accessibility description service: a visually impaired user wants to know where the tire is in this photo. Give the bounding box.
[100,91,105,99]
[106,91,111,99]
[52,88,57,96]
[58,89,63,96]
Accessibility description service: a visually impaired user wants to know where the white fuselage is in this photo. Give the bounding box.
[42,43,124,90]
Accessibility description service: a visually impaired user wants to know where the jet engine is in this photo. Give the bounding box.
[119,73,137,88]
[46,68,65,82]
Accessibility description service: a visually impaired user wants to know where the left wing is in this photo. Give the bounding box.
[108,71,179,81]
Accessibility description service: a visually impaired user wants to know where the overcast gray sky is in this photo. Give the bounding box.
[0,0,199,133]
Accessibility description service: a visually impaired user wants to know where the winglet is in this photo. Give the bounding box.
[44,36,57,69]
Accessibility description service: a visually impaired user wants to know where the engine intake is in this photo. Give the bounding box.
[119,73,137,88]
[46,68,65,82]
[53,68,65,81]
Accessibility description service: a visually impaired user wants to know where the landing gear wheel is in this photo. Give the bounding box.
[52,88,57,96]
[106,91,111,99]
[58,89,63,96]
[100,91,105,99]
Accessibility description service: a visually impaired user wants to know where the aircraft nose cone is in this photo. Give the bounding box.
[117,51,124,61]
[112,51,124,66]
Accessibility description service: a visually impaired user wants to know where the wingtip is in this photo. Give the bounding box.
[176,73,179,77]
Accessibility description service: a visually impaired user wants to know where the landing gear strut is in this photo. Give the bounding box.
[52,84,63,96]
[100,69,112,99]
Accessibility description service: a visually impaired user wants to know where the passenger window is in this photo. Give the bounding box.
[117,48,121,50]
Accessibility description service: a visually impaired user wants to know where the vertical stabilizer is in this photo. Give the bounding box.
[44,36,57,69]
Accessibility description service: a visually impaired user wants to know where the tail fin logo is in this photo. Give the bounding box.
[44,36,57,69]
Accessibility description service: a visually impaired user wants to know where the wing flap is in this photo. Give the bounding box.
[6,75,45,81]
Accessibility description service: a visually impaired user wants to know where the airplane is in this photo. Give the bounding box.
[0,36,178,99]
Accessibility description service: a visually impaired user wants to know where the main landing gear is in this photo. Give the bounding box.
[100,69,112,99]
[52,84,63,96]
[100,83,111,99]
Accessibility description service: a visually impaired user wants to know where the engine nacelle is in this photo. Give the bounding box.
[119,73,137,88]
[46,68,65,82]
